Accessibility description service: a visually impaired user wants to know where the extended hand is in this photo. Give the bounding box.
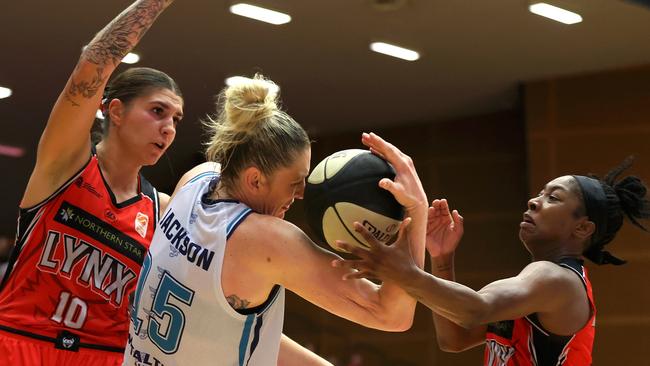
[361,133,427,213]
[426,199,464,258]
[331,218,418,286]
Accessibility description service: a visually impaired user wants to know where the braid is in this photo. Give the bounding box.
[582,156,650,265]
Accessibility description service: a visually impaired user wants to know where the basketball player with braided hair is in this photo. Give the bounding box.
[125,74,429,365]
[334,158,649,365]
[0,1,183,365]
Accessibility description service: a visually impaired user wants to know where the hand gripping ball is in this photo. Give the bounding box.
[304,149,404,252]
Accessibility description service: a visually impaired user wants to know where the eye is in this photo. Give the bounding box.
[548,195,559,202]
[173,116,181,125]
[152,107,163,115]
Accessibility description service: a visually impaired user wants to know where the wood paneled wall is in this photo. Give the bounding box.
[283,64,650,365]
[526,65,650,365]
[284,109,529,365]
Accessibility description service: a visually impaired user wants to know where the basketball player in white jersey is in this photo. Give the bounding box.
[124,75,428,365]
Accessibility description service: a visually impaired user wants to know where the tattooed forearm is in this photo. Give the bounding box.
[226,294,251,310]
[83,0,170,67]
[63,0,173,105]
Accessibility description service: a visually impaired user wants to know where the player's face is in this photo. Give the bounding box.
[260,147,311,219]
[519,175,586,252]
[115,88,183,165]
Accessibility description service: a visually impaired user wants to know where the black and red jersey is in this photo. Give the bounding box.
[0,153,159,352]
[484,258,595,366]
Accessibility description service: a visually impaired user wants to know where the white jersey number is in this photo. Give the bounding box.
[51,291,88,329]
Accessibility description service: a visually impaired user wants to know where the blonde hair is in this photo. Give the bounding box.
[204,74,310,189]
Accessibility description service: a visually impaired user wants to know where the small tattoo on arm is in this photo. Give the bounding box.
[226,294,251,310]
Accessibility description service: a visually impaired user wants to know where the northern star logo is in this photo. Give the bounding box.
[54,201,146,265]
[135,212,149,238]
[60,207,74,222]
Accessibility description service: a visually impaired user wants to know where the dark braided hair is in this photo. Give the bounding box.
[573,157,650,265]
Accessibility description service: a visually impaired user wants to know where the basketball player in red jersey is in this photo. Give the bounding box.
[0,0,184,364]
[334,159,649,365]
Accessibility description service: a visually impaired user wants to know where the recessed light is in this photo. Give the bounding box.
[0,86,12,99]
[529,3,582,24]
[122,53,140,64]
[229,3,291,25]
[370,42,420,61]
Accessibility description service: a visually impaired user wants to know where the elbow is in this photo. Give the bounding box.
[372,304,415,332]
[378,312,414,332]
[454,304,489,330]
[438,340,467,353]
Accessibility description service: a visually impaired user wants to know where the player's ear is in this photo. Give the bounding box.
[242,166,264,192]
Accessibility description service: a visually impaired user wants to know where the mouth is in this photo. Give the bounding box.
[520,212,535,228]
[153,142,165,150]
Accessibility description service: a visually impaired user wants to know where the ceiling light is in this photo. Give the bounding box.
[0,144,25,158]
[225,76,280,94]
[229,3,291,25]
[0,87,12,99]
[122,53,140,64]
[370,42,420,61]
[529,3,582,24]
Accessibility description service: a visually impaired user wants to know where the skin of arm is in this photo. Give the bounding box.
[334,200,590,348]
[278,334,333,366]
[425,199,486,352]
[22,0,175,208]
[235,215,418,331]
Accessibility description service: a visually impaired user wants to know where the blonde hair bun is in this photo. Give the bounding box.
[224,74,279,130]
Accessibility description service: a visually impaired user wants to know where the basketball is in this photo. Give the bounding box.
[304,149,404,252]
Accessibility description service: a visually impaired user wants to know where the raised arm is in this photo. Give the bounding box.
[22,0,175,207]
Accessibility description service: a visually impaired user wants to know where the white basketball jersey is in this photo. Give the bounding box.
[124,172,285,366]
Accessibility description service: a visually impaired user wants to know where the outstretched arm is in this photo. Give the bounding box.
[334,200,590,346]
[22,0,175,207]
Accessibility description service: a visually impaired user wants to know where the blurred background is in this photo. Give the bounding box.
[1,0,649,364]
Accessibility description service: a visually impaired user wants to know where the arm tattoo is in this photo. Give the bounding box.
[64,0,170,104]
[226,294,251,310]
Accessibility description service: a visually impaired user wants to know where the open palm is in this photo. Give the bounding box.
[426,199,464,258]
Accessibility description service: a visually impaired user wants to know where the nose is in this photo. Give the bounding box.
[161,118,176,139]
[527,196,539,211]
[295,180,306,200]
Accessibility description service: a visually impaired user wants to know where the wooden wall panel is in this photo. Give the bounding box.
[525,65,650,365]
[284,109,528,365]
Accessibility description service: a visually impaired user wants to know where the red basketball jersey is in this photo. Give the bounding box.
[484,258,595,366]
[0,154,159,352]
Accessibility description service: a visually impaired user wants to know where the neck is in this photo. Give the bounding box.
[212,180,255,207]
[531,247,582,263]
[529,238,584,263]
[96,140,142,201]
